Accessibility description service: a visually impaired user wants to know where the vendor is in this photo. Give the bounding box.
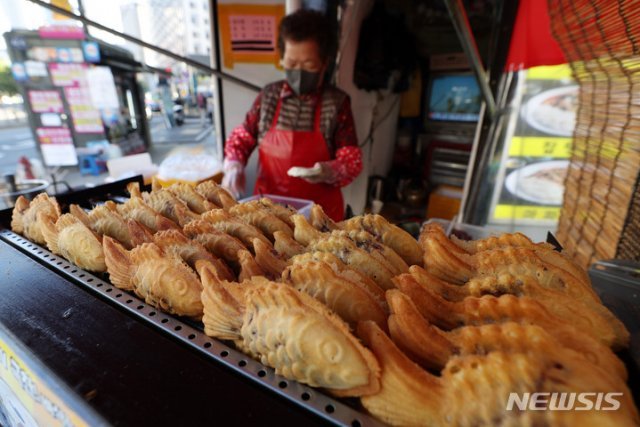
[221,9,362,221]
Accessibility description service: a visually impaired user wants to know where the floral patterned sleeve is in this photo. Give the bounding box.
[325,96,363,187]
[224,91,262,165]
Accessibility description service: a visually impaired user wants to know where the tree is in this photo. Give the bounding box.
[0,64,19,96]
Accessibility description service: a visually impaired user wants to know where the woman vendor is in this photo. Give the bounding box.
[221,9,362,221]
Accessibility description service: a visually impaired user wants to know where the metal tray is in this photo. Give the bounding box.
[0,229,383,427]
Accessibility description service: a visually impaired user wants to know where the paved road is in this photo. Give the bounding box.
[0,116,215,178]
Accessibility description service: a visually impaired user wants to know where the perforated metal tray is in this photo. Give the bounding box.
[0,229,384,427]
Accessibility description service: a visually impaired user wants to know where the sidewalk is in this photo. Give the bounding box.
[55,117,218,190]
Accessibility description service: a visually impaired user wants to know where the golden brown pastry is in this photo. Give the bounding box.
[70,204,136,249]
[421,223,592,292]
[282,258,387,330]
[273,230,305,258]
[39,212,106,272]
[200,209,270,249]
[184,220,248,266]
[393,273,628,350]
[404,265,629,350]
[11,193,61,245]
[159,180,218,214]
[199,265,381,397]
[195,180,237,210]
[309,204,340,232]
[446,228,591,284]
[142,189,200,227]
[103,237,203,319]
[386,289,627,381]
[358,321,638,427]
[253,238,289,279]
[115,195,180,233]
[152,229,234,281]
[290,252,386,305]
[229,202,294,240]
[237,248,265,282]
[253,197,297,228]
[292,214,324,246]
[333,229,409,276]
[342,214,423,267]
[307,231,398,290]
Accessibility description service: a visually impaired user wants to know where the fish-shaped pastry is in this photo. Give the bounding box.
[292,214,324,246]
[252,197,297,228]
[70,204,139,249]
[252,238,289,279]
[333,230,408,276]
[154,179,219,214]
[11,193,61,245]
[152,229,234,281]
[273,230,305,258]
[115,195,180,233]
[386,289,627,381]
[308,204,423,267]
[39,213,106,272]
[421,223,591,292]
[341,214,423,267]
[306,230,401,290]
[184,220,248,264]
[309,204,340,232]
[200,209,270,249]
[393,272,629,350]
[142,189,200,227]
[103,237,204,319]
[402,265,629,350]
[236,248,265,282]
[195,180,237,210]
[358,321,638,427]
[229,201,294,240]
[282,254,387,330]
[199,264,381,397]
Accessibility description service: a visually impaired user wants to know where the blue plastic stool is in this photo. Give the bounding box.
[78,153,105,176]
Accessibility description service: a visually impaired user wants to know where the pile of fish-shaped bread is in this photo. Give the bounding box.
[11,185,638,426]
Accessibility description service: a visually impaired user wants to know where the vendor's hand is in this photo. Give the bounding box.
[221,159,245,198]
[289,162,337,185]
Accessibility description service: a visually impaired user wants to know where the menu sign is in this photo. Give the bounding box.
[489,64,575,225]
[218,4,284,69]
[35,127,78,166]
[48,63,87,87]
[64,87,103,134]
[28,90,64,113]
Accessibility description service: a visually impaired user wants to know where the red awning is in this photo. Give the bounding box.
[505,0,566,71]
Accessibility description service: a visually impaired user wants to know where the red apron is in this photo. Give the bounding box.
[255,96,344,221]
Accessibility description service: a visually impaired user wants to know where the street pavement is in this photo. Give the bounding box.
[0,115,217,192]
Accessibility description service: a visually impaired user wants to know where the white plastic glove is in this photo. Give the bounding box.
[287,162,337,184]
[221,159,245,199]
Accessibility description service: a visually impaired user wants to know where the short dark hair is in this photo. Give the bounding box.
[277,9,337,62]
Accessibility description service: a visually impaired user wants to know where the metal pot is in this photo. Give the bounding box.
[0,178,50,209]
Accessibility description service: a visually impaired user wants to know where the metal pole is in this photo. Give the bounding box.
[443,0,496,118]
[26,0,262,93]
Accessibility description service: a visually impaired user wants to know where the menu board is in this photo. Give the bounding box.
[35,127,78,166]
[218,4,284,69]
[48,63,87,87]
[489,64,575,225]
[64,87,103,134]
[28,90,64,113]
[0,330,94,427]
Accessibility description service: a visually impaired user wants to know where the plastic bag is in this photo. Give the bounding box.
[157,146,222,183]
